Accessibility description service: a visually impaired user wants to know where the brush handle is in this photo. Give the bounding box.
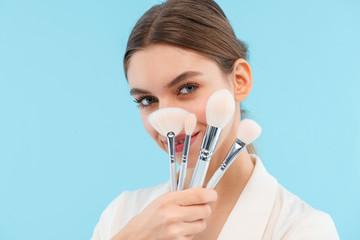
[177,135,191,191]
[167,132,177,192]
[221,139,246,170]
[206,139,246,189]
[189,126,222,188]
[189,156,210,188]
[206,168,224,189]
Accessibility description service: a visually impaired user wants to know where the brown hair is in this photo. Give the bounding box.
[124,0,257,154]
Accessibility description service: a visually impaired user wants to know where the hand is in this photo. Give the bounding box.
[111,188,217,240]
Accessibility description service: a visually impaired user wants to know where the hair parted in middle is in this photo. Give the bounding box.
[124,0,257,154]
[124,0,248,78]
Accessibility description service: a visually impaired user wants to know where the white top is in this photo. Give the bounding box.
[91,155,340,239]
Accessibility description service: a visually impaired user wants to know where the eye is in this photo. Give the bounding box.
[134,96,158,108]
[178,83,198,95]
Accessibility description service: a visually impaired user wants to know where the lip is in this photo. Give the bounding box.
[162,131,200,153]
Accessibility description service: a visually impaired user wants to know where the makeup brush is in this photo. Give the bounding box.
[189,89,235,188]
[148,107,189,192]
[177,113,197,191]
[206,119,262,189]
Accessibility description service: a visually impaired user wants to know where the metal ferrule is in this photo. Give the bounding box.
[182,135,191,161]
[177,135,191,191]
[220,139,246,170]
[167,132,177,192]
[167,132,175,162]
[199,126,222,162]
[189,125,222,188]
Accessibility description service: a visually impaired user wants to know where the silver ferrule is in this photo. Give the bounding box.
[167,132,177,192]
[177,135,191,191]
[189,126,222,188]
[199,126,222,162]
[220,139,246,171]
[182,135,191,160]
[167,132,175,161]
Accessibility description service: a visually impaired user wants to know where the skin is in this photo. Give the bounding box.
[112,43,254,240]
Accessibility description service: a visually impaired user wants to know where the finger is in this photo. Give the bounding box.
[175,188,217,205]
[180,219,207,236]
[178,204,212,222]
[184,235,195,240]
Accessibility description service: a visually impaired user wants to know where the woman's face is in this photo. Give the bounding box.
[127,43,239,167]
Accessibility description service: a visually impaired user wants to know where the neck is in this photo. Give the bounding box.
[210,149,254,196]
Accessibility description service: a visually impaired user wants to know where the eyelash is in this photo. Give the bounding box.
[176,83,199,95]
[133,96,157,109]
[133,83,199,109]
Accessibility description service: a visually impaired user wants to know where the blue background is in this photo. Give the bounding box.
[1,0,359,239]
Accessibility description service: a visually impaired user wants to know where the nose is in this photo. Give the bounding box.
[158,97,177,110]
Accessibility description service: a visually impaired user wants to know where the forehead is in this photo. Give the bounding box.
[126,44,220,88]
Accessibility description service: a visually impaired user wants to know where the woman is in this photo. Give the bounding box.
[92,0,339,239]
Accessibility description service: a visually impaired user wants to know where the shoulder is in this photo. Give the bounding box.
[284,210,339,240]
[268,184,339,240]
[91,182,170,240]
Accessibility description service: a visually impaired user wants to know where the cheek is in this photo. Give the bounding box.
[183,99,207,126]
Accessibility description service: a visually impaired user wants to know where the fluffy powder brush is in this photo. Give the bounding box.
[189,89,235,188]
[177,113,197,191]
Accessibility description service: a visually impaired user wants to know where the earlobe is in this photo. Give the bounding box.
[231,59,253,102]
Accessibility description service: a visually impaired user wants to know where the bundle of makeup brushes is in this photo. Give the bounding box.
[148,89,262,191]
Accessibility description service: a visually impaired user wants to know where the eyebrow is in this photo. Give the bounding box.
[129,88,151,96]
[130,71,202,96]
[166,71,202,88]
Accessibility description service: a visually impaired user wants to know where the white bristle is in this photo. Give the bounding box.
[206,89,235,128]
[148,107,189,136]
[236,119,262,145]
[184,113,197,135]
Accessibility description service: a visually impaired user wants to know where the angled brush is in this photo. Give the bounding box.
[206,119,261,189]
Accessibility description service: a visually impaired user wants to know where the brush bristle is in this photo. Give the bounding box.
[184,113,197,135]
[148,107,189,136]
[236,119,262,145]
[206,89,235,128]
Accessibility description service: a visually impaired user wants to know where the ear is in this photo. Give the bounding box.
[231,59,253,102]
